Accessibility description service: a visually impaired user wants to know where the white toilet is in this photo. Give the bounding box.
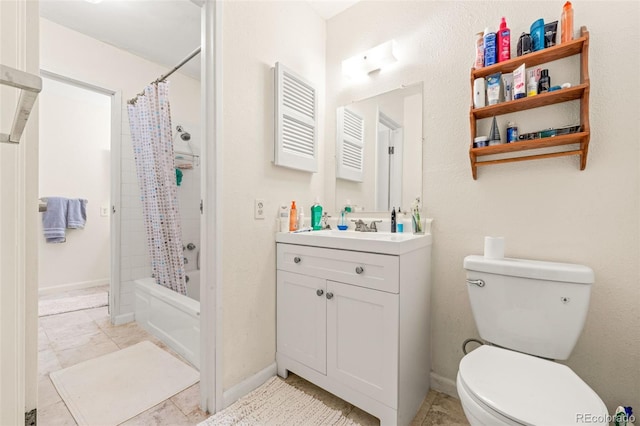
[457,255,608,425]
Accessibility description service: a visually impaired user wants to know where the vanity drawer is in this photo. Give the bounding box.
[277,243,399,294]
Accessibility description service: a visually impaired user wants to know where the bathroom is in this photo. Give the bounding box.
[1,0,638,425]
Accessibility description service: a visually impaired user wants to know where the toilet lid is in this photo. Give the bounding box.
[458,345,608,425]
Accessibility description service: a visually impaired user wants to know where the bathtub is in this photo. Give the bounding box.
[134,273,200,369]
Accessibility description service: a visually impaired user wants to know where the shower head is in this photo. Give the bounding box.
[175,125,191,141]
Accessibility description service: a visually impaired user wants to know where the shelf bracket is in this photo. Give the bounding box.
[0,64,42,144]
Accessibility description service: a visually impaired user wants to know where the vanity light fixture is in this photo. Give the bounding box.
[342,40,397,79]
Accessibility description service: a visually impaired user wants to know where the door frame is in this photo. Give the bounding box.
[200,0,224,414]
[38,70,123,322]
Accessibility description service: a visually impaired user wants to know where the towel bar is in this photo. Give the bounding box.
[0,64,42,144]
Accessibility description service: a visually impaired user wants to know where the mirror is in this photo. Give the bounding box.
[335,83,423,212]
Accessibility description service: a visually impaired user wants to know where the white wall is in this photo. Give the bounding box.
[38,77,111,290]
[221,1,326,390]
[326,1,640,412]
[40,18,200,317]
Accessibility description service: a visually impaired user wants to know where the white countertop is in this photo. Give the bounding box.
[276,229,432,255]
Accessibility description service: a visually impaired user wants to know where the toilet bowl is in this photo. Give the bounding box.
[457,345,608,425]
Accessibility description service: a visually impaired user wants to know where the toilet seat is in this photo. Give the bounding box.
[458,345,608,425]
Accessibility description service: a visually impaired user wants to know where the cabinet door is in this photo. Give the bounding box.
[277,271,326,374]
[326,281,399,409]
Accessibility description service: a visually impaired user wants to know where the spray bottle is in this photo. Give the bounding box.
[498,17,511,62]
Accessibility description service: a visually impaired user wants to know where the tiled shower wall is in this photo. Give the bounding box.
[118,115,151,316]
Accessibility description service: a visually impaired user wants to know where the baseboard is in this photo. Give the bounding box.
[113,312,135,326]
[430,372,458,399]
[222,362,277,409]
[39,279,109,296]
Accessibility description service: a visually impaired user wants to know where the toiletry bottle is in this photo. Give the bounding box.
[311,197,323,230]
[345,199,352,213]
[538,69,551,93]
[279,204,289,232]
[397,210,404,233]
[391,207,397,233]
[483,28,497,67]
[561,1,574,44]
[498,17,511,62]
[474,31,484,69]
[507,122,518,143]
[473,78,486,108]
[289,201,297,232]
[298,206,305,229]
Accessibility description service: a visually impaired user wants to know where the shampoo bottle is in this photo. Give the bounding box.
[474,31,484,69]
[311,197,323,230]
[391,207,397,233]
[498,17,511,62]
[483,28,497,66]
[561,1,574,43]
[289,201,298,232]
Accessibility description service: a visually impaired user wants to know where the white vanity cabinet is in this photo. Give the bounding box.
[275,232,432,426]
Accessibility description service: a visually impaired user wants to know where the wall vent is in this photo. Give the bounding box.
[336,106,364,182]
[274,62,317,172]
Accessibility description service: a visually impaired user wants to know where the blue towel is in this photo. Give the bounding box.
[67,198,87,229]
[42,197,67,243]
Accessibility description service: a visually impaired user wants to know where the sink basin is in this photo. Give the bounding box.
[276,229,431,255]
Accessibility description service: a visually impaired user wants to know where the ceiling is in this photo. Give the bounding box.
[40,0,359,81]
[40,0,202,79]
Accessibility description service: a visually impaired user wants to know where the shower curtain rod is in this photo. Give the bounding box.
[128,46,201,104]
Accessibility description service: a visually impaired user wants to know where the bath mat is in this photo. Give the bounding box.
[199,376,360,426]
[50,341,199,426]
[39,292,108,317]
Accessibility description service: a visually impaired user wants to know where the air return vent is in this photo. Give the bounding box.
[336,106,364,182]
[274,62,317,172]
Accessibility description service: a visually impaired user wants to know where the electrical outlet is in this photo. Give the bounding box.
[100,206,109,217]
[254,199,265,220]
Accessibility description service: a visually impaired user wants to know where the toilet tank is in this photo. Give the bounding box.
[463,255,594,360]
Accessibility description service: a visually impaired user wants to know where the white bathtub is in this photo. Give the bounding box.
[134,275,200,369]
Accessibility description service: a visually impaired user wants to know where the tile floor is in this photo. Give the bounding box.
[38,286,468,425]
[38,286,208,425]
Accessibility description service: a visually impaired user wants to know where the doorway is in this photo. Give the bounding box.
[375,110,404,211]
[37,73,119,319]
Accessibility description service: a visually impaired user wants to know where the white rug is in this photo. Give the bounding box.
[39,292,108,317]
[199,377,360,426]
[50,341,199,426]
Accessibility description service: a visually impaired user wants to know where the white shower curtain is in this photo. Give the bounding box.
[127,81,186,295]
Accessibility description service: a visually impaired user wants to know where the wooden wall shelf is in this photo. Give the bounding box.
[469,26,590,179]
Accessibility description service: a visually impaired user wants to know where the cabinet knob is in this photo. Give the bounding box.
[316,289,324,297]
[326,292,334,300]
[293,256,301,264]
[355,266,364,274]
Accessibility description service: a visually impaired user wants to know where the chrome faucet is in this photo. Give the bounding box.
[369,220,382,232]
[351,219,380,232]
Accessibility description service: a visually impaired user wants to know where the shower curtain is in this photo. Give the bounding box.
[127,81,186,295]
